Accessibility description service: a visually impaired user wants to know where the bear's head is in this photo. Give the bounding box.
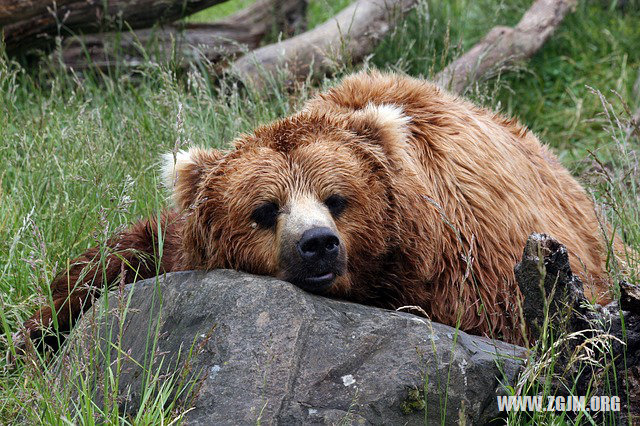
[162,103,414,298]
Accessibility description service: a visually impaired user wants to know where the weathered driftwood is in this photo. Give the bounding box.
[58,0,307,71]
[434,0,577,94]
[0,0,227,52]
[229,0,418,87]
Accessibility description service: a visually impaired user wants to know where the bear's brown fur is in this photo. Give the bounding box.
[24,71,624,348]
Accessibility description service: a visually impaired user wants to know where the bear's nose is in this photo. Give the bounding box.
[296,227,340,261]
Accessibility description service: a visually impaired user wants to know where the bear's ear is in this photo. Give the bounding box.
[161,147,224,209]
[347,103,412,147]
[340,103,413,170]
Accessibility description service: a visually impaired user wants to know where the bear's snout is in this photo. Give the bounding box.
[277,195,347,294]
[296,227,340,262]
[288,226,344,292]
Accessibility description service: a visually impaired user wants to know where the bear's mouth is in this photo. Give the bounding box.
[303,272,335,290]
[289,271,338,293]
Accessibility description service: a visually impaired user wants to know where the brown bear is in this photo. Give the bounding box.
[22,71,622,349]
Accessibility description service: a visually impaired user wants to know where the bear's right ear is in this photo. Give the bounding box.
[161,147,224,209]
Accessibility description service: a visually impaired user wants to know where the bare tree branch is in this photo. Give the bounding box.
[434,0,577,94]
[229,0,417,88]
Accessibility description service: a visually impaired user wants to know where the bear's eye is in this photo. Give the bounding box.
[251,202,279,229]
[324,194,347,218]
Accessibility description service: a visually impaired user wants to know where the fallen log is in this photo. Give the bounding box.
[229,0,418,88]
[58,0,307,71]
[5,0,577,97]
[434,0,577,94]
[59,24,255,72]
[0,0,228,52]
[230,0,576,94]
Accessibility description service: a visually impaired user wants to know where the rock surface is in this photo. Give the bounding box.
[65,270,526,425]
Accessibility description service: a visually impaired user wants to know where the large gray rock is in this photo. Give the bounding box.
[65,270,526,425]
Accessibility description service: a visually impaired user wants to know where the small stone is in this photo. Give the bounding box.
[341,374,356,386]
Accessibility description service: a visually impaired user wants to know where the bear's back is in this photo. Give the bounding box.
[306,71,614,307]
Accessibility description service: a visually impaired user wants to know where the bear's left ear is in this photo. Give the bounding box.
[345,103,412,151]
[161,147,224,209]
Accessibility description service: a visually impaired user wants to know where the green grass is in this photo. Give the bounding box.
[186,0,255,22]
[186,0,353,28]
[0,58,302,423]
[1,0,639,423]
[494,4,640,167]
